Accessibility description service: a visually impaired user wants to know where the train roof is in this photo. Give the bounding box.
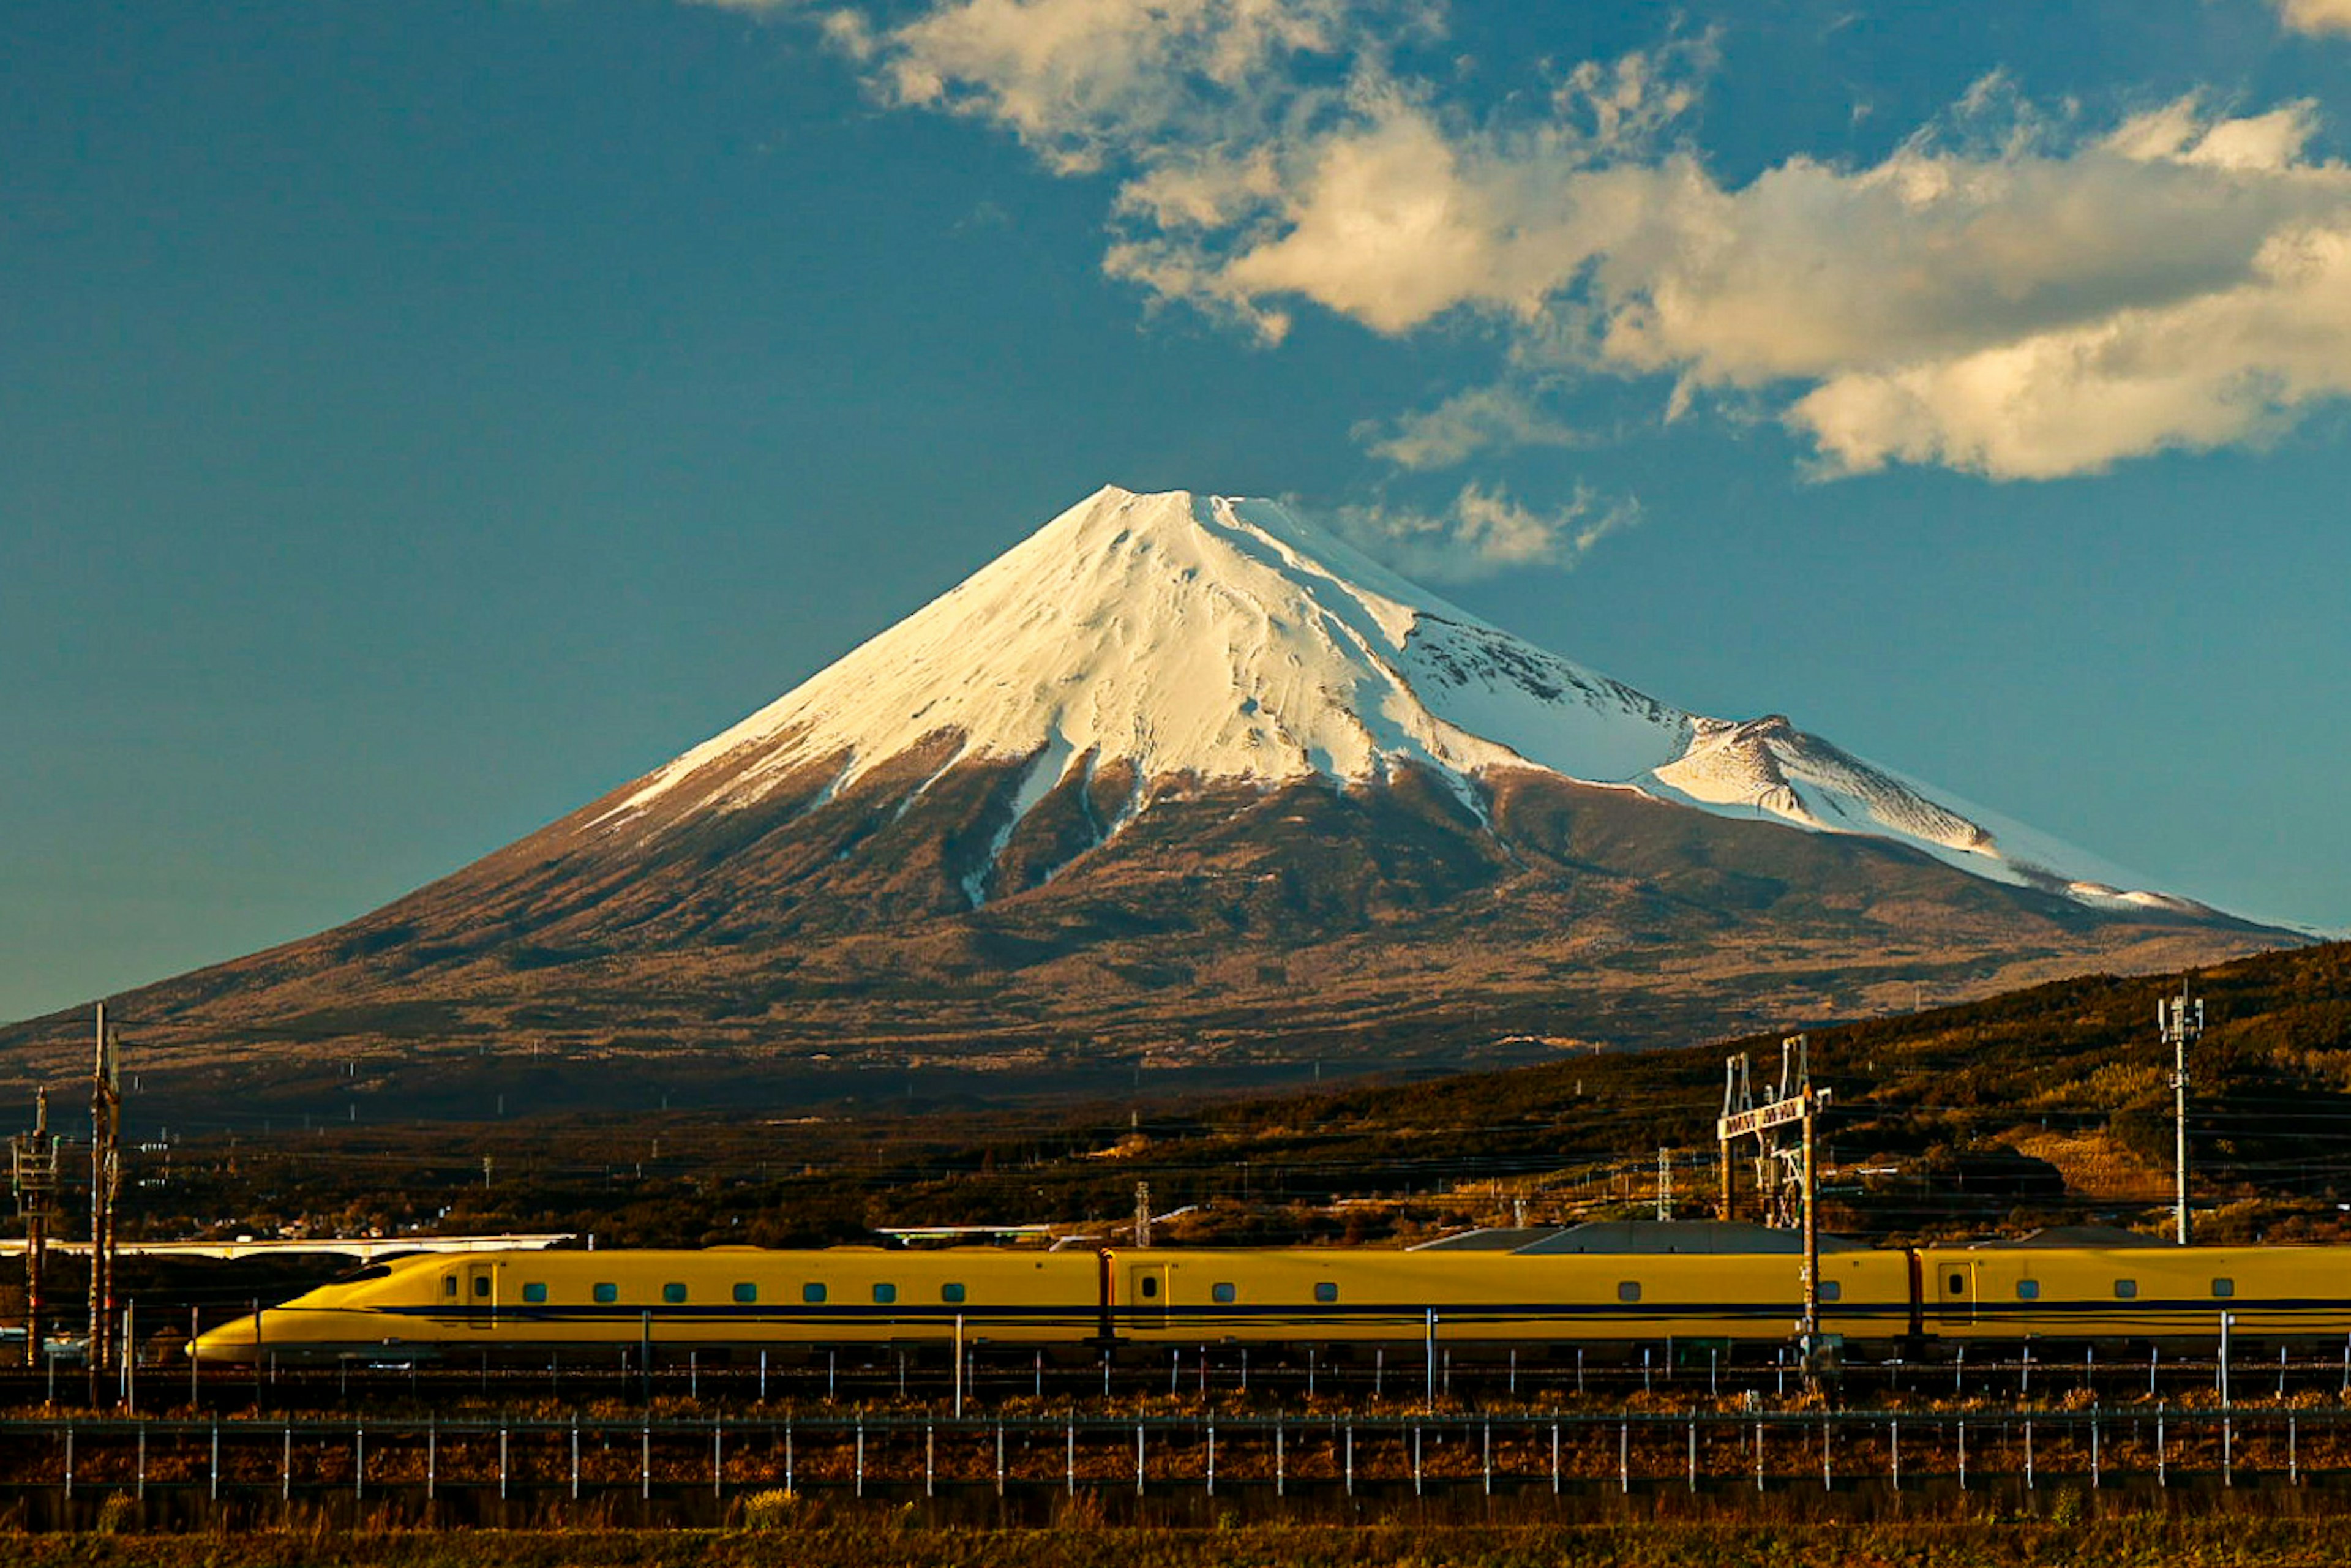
[1414,1221,1865,1255]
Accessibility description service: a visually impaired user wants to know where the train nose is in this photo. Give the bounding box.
[189,1312,263,1365]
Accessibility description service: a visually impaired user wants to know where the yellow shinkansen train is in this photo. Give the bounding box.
[187,1226,2351,1366]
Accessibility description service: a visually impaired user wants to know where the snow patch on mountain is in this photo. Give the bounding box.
[595,484,2219,918]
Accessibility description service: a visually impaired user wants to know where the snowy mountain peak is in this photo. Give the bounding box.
[599,484,2215,917]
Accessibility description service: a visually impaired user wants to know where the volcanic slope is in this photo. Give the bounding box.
[4,487,2294,1100]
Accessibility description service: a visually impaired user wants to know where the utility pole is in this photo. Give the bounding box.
[88,1005,122,1383]
[10,1088,59,1369]
[1655,1148,1673,1222]
[2162,979,2204,1246]
[1134,1181,1151,1248]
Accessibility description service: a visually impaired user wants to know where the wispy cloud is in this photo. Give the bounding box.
[814,2,2351,480]
[2281,0,2351,37]
[1355,383,1586,471]
[1313,482,1638,582]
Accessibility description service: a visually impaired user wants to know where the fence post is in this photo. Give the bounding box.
[1424,1310,1438,1411]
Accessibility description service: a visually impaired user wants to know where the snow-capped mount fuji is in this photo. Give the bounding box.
[596,484,2197,917]
[10,484,2287,1104]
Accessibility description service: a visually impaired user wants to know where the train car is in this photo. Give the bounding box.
[1098,1245,1914,1355]
[189,1245,1102,1364]
[1917,1242,2351,1349]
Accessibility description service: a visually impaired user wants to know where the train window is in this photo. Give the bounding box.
[1948,1273,1965,1294]
[1139,1277,1159,1299]
[1212,1283,1237,1305]
[942,1283,967,1304]
[2213,1278,2237,1298]
[874,1283,898,1305]
[2114,1279,2139,1299]
[593,1283,618,1304]
[1820,1280,1842,1303]
[1618,1282,1641,1304]
[474,1275,492,1299]
[522,1283,547,1304]
[662,1283,687,1304]
[803,1283,827,1304]
[2015,1280,2040,1300]
[1314,1282,1338,1304]
[732,1283,757,1304]
[443,1277,458,1299]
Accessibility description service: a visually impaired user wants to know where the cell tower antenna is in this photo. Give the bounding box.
[2161,977,2204,1246]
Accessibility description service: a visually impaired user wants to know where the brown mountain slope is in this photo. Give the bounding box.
[0,754,2288,1108]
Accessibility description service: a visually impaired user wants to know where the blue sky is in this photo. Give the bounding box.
[6,0,2349,1024]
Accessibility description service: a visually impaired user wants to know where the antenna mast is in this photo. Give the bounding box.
[88,1004,122,1379]
[2161,978,2203,1246]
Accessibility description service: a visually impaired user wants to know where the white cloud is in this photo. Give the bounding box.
[2281,0,2351,37]
[1355,383,1584,470]
[866,0,1378,174]
[1791,221,2351,478]
[1316,483,1637,581]
[836,5,2351,480]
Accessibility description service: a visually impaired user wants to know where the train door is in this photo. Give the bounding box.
[1128,1264,1169,1331]
[1934,1258,1974,1330]
[465,1262,497,1329]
